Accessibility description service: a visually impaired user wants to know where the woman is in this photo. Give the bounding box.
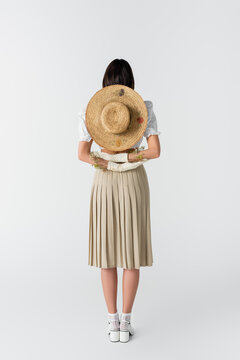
[77,59,161,342]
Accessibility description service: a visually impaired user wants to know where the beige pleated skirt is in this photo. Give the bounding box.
[88,164,153,269]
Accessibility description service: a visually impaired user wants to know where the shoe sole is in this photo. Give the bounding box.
[109,330,120,342]
[120,330,130,342]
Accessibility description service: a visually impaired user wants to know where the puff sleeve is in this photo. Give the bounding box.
[144,101,161,139]
[77,107,92,142]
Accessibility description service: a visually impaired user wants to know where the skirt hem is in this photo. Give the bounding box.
[88,262,154,270]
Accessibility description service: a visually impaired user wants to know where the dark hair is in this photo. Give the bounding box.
[102,59,135,89]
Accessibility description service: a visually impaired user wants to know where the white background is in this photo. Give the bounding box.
[0,0,239,359]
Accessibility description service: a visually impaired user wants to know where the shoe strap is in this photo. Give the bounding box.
[108,320,120,323]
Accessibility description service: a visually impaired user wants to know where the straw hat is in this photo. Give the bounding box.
[85,84,148,151]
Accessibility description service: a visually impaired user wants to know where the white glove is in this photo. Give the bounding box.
[90,151,128,162]
[107,159,148,172]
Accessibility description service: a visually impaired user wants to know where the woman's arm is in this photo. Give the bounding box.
[78,139,94,164]
[128,135,161,162]
[78,140,109,169]
[77,106,109,168]
[78,135,161,170]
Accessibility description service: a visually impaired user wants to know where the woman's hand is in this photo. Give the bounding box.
[90,154,109,171]
[128,136,161,161]
[128,152,144,162]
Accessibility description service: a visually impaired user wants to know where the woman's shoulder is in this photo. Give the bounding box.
[77,104,92,142]
[77,104,87,117]
[144,100,153,108]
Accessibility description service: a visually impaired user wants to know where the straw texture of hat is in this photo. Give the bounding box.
[85,84,148,151]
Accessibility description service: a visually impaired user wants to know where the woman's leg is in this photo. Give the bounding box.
[101,268,118,313]
[122,269,140,313]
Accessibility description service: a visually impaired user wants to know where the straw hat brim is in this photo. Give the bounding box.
[85,84,148,151]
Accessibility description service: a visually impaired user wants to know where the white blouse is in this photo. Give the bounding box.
[77,100,161,149]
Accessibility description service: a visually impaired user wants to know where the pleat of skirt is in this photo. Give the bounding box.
[88,164,153,269]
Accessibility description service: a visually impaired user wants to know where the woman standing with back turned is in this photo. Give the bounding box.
[77,58,161,343]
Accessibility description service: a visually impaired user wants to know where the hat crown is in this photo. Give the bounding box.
[100,101,130,134]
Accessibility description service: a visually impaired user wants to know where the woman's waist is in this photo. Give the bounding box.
[100,147,135,154]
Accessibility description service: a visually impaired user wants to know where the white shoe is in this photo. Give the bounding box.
[120,316,134,343]
[107,316,120,342]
